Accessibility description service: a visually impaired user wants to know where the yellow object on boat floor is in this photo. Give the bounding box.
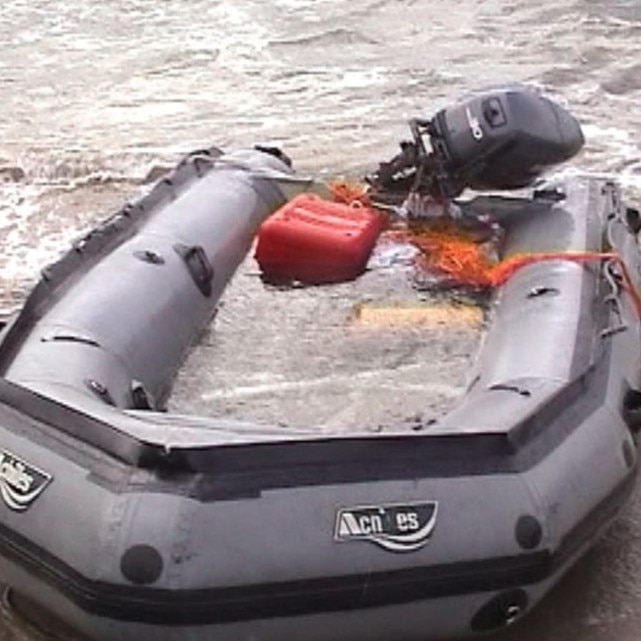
[352,301,484,327]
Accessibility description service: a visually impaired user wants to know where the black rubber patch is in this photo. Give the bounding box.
[85,379,115,406]
[623,389,641,431]
[134,250,165,265]
[120,545,163,586]
[526,286,560,299]
[470,588,528,632]
[515,515,543,550]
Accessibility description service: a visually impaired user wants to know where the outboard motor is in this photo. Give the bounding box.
[370,86,585,200]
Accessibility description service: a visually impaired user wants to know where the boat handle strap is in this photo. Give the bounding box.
[174,244,214,297]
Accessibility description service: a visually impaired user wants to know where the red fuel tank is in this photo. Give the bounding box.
[255,194,385,284]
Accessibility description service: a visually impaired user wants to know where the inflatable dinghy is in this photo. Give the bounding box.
[0,88,640,641]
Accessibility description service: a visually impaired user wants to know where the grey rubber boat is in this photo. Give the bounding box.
[0,88,639,641]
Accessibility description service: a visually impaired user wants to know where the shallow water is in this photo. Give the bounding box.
[1,0,641,639]
[2,0,641,295]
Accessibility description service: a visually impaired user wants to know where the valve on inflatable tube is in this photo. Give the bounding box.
[368,85,585,202]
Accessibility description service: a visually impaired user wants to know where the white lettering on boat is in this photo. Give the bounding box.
[334,501,438,552]
[0,449,52,511]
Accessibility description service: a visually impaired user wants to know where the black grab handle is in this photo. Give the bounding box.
[174,244,214,297]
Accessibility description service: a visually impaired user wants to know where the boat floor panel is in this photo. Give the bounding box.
[168,255,484,434]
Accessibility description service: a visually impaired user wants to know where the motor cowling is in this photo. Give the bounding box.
[428,86,585,196]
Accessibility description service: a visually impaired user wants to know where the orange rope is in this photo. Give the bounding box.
[389,224,641,319]
[321,183,641,319]
[412,230,495,287]
[386,223,496,288]
[328,180,372,208]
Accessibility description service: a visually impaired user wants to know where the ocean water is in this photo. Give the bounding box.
[1,0,641,639]
[1,0,641,300]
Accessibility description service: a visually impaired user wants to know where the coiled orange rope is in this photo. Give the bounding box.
[401,226,496,288]
[391,225,641,318]
[328,180,372,208]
